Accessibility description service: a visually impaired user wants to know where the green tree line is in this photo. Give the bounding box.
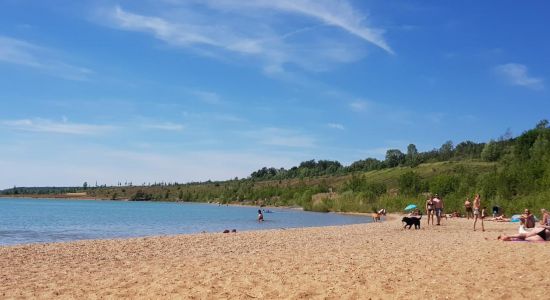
[2,120,549,216]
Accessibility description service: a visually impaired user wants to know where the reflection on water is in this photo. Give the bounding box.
[0,198,371,246]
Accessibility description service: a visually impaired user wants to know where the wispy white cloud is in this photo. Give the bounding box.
[0,35,92,80]
[495,63,544,90]
[142,122,185,131]
[212,113,246,122]
[204,0,393,54]
[101,1,391,73]
[1,118,114,135]
[349,99,370,112]
[327,122,345,130]
[181,111,246,123]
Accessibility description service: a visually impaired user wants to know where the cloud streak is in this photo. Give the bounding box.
[327,123,345,130]
[142,122,185,131]
[349,99,370,112]
[1,118,114,135]
[0,36,92,80]
[495,63,544,90]
[102,1,391,73]
[204,0,393,54]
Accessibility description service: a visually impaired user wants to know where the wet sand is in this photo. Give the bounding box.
[1,216,548,299]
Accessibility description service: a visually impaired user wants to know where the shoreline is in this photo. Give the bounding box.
[0,213,376,249]
[2,216,547,298]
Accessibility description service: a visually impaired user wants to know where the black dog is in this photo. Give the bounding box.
[402,216,422,229]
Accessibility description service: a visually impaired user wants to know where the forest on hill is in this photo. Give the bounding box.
[3,120,549,215]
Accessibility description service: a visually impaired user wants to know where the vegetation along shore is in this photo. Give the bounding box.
[3,120,550,215]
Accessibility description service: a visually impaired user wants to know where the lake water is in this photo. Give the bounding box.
[0,198,371,246]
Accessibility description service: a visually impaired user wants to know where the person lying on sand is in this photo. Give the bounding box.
[498,226,550,242]
[488,214,510,222]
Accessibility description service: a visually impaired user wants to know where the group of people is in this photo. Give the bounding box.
[499,208,550,241]
[423,193,550,241]
[425,194,445,225]
[464,194,550,241]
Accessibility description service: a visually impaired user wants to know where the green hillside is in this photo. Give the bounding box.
[3,120,550,216]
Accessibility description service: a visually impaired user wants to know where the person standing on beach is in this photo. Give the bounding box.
[426,196,435,225]
[432,194,444,225]
[479,206,486,231]
[473,194,482,231]
[464,198,473,220]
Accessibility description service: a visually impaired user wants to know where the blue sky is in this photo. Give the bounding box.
[0,0,549,189]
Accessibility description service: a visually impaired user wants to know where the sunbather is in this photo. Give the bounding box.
[540,209,549,226]
[498,226,550,242]
[520,209,536,228]
[489,214,510,222]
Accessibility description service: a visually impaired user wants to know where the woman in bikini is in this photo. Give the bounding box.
[425,196,435,225]
[498,226,550,242]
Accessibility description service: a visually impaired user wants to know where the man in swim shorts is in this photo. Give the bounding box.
[473,194,482,231]
[432,194,444,225]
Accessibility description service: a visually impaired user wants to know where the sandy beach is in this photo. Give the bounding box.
[1,216,548,299]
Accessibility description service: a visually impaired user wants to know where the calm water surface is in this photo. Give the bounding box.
[0,198,371,246]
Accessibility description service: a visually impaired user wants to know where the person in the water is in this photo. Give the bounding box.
[258,209,264,222]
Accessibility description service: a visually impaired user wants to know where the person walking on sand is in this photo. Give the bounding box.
[426,196,435,225]
[464,198,473,220]
[473,194,482,231]
[432,194,444,225]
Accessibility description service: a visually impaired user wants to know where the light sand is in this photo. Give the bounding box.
[1,216,548,299]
